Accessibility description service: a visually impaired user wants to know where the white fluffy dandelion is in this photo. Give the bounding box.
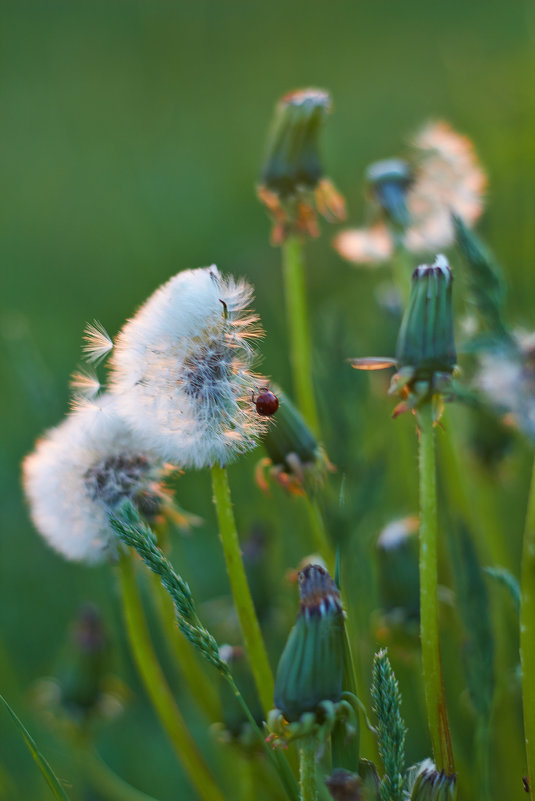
[108,265,268,468]
[23,394,170,564]
[334,120,486,265]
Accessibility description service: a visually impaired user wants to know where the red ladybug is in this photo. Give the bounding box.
[253,388,279,417]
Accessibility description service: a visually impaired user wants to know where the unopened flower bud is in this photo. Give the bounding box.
[393,255,456,403]
[366,158,412,230]
[325,769,363,801]
[258,386,331,494]
[258,88,345,243]
[408,761,456,801]
[376,517,420,624]
[59,604,109,718]
[274,564,345,721]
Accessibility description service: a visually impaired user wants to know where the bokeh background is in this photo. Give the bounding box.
[1,1,534,799]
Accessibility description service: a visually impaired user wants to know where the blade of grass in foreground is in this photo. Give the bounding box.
[0,693,72,801]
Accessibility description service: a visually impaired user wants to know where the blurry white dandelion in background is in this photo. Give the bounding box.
[335,120,487,265]
[109,265,268,469]
[23,394,170,564]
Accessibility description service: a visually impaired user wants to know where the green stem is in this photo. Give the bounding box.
[301,495,335,571]
[520,454,535,799]
[418,403,454,774]
[282,235,320,436]
[79,746,163,801]
[116,550,226,801]
[147,571,220,720]
[299,737,318,801]
[210,463,274,715]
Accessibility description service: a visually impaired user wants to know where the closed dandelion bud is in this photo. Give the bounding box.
[393,254,456,403]
[259,386,330,494]
[274,564,344,721]
[59,604,109,718]
[325,769,363,801]
[258,88,345,243]
[366,158,412,231]
[409,763,456,801]
[376,517,420,624]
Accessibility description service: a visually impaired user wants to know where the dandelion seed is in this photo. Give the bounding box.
[23,394,170,564]
[334,120,486,265]
[82,320,113,363]
[109,266,269,468]
[70,367,101,399]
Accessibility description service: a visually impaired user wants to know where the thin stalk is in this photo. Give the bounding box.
[299,737,318,801]
[301,494,335,571]
[418,403,454,774]
[282,235,320,436]
[211,463,274,715]
[147,571,220,720]
[520,454,535,799]
[116,550,226,801]
[79,747,163,801]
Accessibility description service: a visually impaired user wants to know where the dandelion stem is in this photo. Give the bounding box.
[417,402,454,774]
[520,454,535,799]
[116,550,226,801]
[210,463,274,715]
[146,571,220,721]
[299,737,318,801]
[78,746,163,801]
[301,494,335,571]
[282,235,320,436]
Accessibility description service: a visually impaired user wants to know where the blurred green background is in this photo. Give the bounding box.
[1,1,534,799]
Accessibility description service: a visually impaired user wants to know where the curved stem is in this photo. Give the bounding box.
[147,571,220,720]
[79,746,163,801]
[520,454,535,799]
[211,463,274,715]
[299,737,318,801]
[418,403,454,774]
[282,235,320,436]
[116,550,226,801]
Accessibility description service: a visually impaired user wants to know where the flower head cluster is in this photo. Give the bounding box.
[258,88,346,244]
[109,266,268,469]
[335,121,486,266]
[23,395,170,564]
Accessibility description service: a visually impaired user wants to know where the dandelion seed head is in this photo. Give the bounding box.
[109,266,269,468]
[22,395,168,564]
[70,368,101,399]
[333,223,394,265]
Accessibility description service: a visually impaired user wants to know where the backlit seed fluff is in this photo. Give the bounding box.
[22,395,169,564]
[109,266,268,468]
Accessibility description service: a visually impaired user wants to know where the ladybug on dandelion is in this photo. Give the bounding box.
[252,387,279,417]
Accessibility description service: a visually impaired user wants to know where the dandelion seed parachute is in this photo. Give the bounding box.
[23,395,169,564]
[109,266,269,468]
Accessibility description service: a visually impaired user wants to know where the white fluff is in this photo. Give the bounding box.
[109,266,268,468]
[23,395,167,564]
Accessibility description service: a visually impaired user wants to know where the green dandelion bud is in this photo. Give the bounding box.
[366,158,412,231]
[392,255,456,405]
[59,604,109,719]
[408,763,457,801]
[258,88,345,244]
[274,564,345,721]
[376,517,420,625]
[258,386,330,495]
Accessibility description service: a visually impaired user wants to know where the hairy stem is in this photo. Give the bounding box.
[299,737,318,801]
[116,550,226,801]
[418,403,454,774]
[211,463,274,715]
[282,235,320,436]
[520,454,535,799]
